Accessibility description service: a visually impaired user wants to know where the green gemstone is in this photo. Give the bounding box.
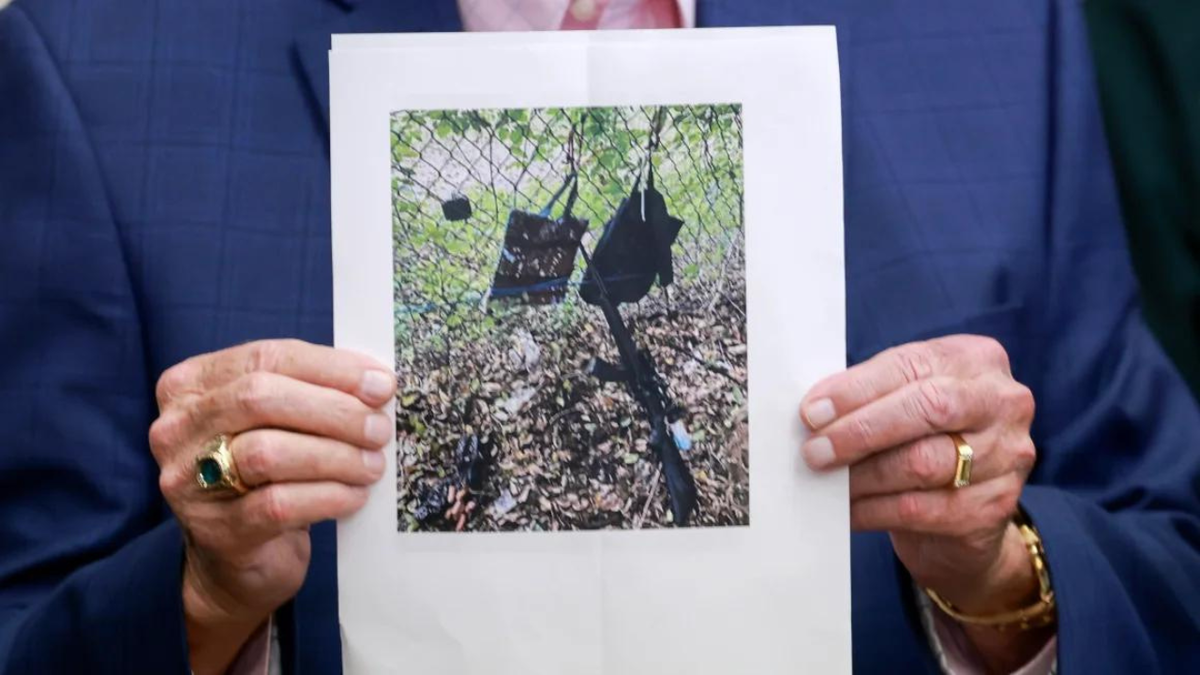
[198,457,224,487]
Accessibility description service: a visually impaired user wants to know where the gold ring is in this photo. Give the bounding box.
[195,434,248,495]
[948,432,974,489]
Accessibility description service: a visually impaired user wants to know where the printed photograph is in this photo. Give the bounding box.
[392,103,746,532]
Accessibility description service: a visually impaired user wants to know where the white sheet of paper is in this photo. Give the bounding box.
[331,27,848,675]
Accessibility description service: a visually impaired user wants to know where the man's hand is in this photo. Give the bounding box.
[801,335,1051,670]
[149,340,396,675]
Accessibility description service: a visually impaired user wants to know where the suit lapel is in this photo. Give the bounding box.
[294,0,463,130]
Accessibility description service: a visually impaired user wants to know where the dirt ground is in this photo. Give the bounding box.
[396,278,749,532]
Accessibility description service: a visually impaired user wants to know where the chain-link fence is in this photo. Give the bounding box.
[391,104,747,531]
[392,104,743,358]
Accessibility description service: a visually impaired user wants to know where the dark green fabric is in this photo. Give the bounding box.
[1085,0,1200,398]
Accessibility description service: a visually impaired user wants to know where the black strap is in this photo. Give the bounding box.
[647,107,665,190]
[539,120,580,219]
[561,175,579,219]
[539,171,577,219]
[564,122,578,217]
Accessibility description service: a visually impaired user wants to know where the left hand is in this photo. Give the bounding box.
[800,335,1038,616]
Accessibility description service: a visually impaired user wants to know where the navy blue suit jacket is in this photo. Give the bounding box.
[2,1,1198,673]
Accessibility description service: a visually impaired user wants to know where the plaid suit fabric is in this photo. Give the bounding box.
[1,1,1198,674]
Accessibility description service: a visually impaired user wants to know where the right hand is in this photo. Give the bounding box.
[149,339,396,673]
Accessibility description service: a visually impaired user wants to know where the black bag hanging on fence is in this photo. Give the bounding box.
[441,191,472,221]
[489,170,589,305]
[579,130,684,307]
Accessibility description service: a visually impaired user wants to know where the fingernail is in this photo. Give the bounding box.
[364,414,391,446]
[361,370,395,402]
[803,398,837,428]
[362,449,386,476]
[803,436,835,470]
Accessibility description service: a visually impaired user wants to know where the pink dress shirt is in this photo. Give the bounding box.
[229,2,1056,673]
[458,0,692,32]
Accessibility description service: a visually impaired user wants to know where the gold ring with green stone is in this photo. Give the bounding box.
[195,434,248,495]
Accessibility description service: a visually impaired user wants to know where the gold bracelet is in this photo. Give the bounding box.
[924,514,1056,631]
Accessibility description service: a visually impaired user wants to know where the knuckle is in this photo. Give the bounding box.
[913,378,956,428]
[157,466,183,499]
[891,344,937,383]
[237,434,276,482]
[968,335,1010,369]
[1011,435,1037,474]
[236,372,278,417]
[185,397,212,436]
[155,362,194,407]
[1004,382,1036,423]
[246,340,294,374]
[325,394,356,424]
[148,414,184,457]
[897,493,926,526]
[907,440,945,486]
[260,485,291,527]
[845,377,876,411]
[848,414,878,447]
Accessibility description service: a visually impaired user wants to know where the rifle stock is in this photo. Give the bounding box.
[654,418,698,525]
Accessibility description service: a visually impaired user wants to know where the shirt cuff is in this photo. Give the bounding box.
[915,584,1058,675]
[225,615,273,675]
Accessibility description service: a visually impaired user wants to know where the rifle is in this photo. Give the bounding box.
[580,246,698,526]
